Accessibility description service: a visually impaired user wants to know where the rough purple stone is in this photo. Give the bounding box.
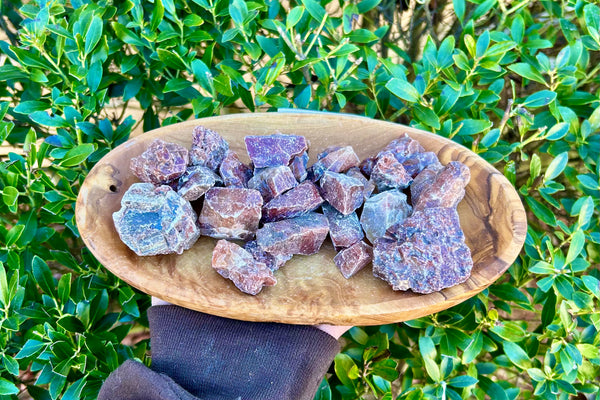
[212,240,276,295]
[113,183,200,256]
[256,213,329,256]
[177,165,222,201]
[360,189,412,244]
[380,133,424,160]
[372,207,472,294]
[290,152,309,182]
[402,152,441,178]
[262,181,324,222]
[370,151,413,191]
[244,134,308,168]
[130,139,189,185]
[310,146,360,181]
[320,171,364,215]
[198,187,263,240]
[334,241,373,279]
[346,167,375,201]
[190,126,229,170]
[322,204,363,249]
[359,157,376,178]
[248,166,298,202]
[244,240,292,271]
[412,161,470,212]
[410,163,444,205]
[219,150,252,188]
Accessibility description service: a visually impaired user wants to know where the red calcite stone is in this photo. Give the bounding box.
[346,167,375,200]
[370,151,412,191]
[212,240,276,295]
[360,189,412,243]
[402,152,441,178]
[248,166,298,202]
[412,161,470,212]
[310,146,360,181]
[219,150,252,188]
[359,157,376,178]
[334,241,373,279]
[198,187,263,240]
[322,204,363,249]
[190,126,229,171]
[130,139,189,184]
[256,213,329,256]
[262,181,324,222]
[244,134,308,168]
[380,133,424,160]
[177,165,222,201]
[320,171,364,215]
[244,240,292,271]
[289,152,309,182]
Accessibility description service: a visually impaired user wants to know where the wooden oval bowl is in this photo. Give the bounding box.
[76,112,526,325]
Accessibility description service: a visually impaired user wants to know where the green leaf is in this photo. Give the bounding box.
[302,0,326,22]
[63,377,86,400]
[385,78,420,102]
[577,196,594,227]
[334,353,357,387]
[566,230,585,265]
[357,0,381,13]
[0,264,9,307]
[2,355,19,376]
[456,119,492,136]
[347,29,378,43]
[287,6,304,29]
[151,0,165,31]
[0,378,19,396]
[525,196,557,225]
[476,31,490,58]
[164,78,192,93]
[523,90,557,108]
[6,225,25,247]
[544,152,568,181]
[503,342,531,369]
[84,16,103,56]
[448,375,478,388]
[545,122,569,140]
[413,105,441,130]
[30,111,69,128]
[2,186,19,207]
[32,255,55,296]
[14,101,49,114]
[348,327,369,345]
[453,0,465,23]
[229,0,248,25]
[508,63,546,84]
[59,144,96,167]
[577,174,599,190]
[511,15,524,42]
[15,339,45,359]
[157,49,187,70]
[192,59,214,95]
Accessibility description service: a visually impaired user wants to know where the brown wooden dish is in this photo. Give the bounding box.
[75,113,527,325]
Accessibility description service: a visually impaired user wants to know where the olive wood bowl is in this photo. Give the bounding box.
[75,112,527,325]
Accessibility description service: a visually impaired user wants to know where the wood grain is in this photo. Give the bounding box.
[75,113,527,325]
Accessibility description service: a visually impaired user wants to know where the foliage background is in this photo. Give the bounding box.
[1,0,599,399]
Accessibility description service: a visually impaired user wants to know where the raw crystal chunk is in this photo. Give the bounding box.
[412,161,470,212]
[219,151,252,188]
[245,134,308,168]
[346,167,375,200]
[198,187,263,240]
[360,190,412,243]
[113,183,200,256]
[262,181,323,222]
[402,152,441,178]
[359,157,376,178]
[177,165,222,201]
[248,166,298,202]
[245,240,292,271]
[323,204,364,249]
[212,240,276,295]
[290,152,309,182]
[130,139,189,184]
[410,163,444,205]
[310,146,360,181]
[320,171,364,215]
[256,213,329,256]
[190,126,229,170]
[380,133,424,160]
[373,207,472,294]
[370,151,412,191]
[334,241,373,279]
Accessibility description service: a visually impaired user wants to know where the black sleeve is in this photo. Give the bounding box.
[98,305,341,400]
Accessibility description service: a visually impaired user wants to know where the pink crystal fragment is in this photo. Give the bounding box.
[380,133,424,160]
[198,187,263,240]
[262,181,324,222]
[370,151,412,191]
[177,165,222,201]
[190,126,229,170]
[360,189,412,243]
[256,213,329,256]
[320,171,364,215]
[248,166,298,202]
[346,167,375,200]
[359,157,376,178]
[245,240,292,271]
[244,134,308,168]
[334,241,373,279]
[212,240,276,295]
[410,163,444,204]
[373,207,472,294]
[402,152,441,178]
[130,139,189,184]
[322,204,363,249]
[289,152,309,182]
[219,150,252,188]
[310,146,360,181]
[412,161,470,212]
[113,183,200,256]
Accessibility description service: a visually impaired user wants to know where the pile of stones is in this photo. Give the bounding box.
[113,126,472,295]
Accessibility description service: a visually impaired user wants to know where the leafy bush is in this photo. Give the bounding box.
[1,0,599,399]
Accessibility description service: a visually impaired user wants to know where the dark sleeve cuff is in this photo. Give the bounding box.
[148,305,341,400]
